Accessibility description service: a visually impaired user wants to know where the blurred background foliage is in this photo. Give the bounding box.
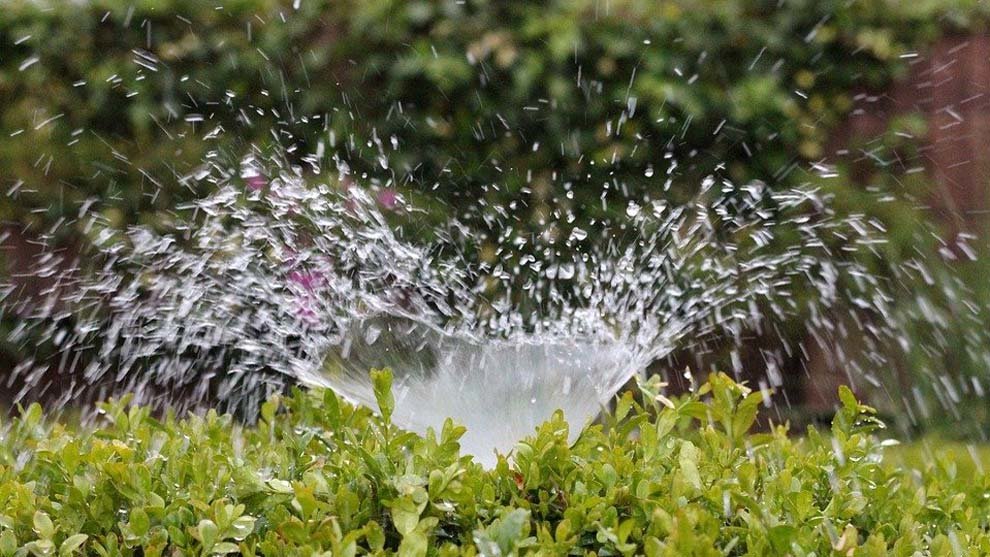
[3,0,990,432]
[4,0,987,229]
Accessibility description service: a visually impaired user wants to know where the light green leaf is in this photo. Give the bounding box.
[614,391,634,422]
[26,539,55,557]
[656,411,677,438]
[0,531,17,557]
[59,534,88,556]
[390,497,423,537]
[371,368,395,422]
[267,479,294,494]
[679,441,702,490]
[397,530,427,557]
[197,519,219,550]
[365,521,385,552]
[129,508,150,538]
[212,542,240,554]
[33,511,55,540]
[838,385,858,415]
[229,516,256,540]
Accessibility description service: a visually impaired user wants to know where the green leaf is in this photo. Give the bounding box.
[59,534,88,556]
[656,410,678,439]
[229,516,256,541]
[390,497,424,537]
[397,530,427,557]
[365,521,385,552]
[33,511,55,540]
[734,391,765,440]
[128,507,150,538]
[267,479,294,494]
[490,509,530,556]
[767,525,797,553]
[371,368,395,422]
[322,389,341,426]
[678,441,702,490]
[197,519,219,550]
[598,463,618,489]
[614,391,634,423]
[212,542,240,554]
[260,397,280,426]
[838,385,858,415]
[25,540,55,557]
[0,531,17,557]
[22,403,43,430]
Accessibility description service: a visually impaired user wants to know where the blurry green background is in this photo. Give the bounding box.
[3,0,990,435]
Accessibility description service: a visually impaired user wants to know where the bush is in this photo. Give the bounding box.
[0,371,987,556]
[3,0,988,232]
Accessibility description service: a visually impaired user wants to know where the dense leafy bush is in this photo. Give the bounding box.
[3,0,988,232]
[1,370,987,556]
[5,0,990,460]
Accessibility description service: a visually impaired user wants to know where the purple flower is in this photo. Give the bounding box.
[295,305,318,322]
[245,174,267,191]
[288,270,323,292]
[287,269,325,324]
[376,188,398,210]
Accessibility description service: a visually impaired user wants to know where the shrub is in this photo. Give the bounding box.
[3,0,988,232]
[0,371,986,556]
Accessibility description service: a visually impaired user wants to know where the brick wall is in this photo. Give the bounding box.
[804,33,990,413]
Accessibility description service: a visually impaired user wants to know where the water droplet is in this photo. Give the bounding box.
[365,325,382,345]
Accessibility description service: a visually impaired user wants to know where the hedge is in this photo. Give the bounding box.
[3,0,989,233]
[0,371,988,556]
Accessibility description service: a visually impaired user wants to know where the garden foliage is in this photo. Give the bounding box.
[2,0,988,231]
[0,370,987,556]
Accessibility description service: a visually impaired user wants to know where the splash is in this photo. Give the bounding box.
[4,143,948,465]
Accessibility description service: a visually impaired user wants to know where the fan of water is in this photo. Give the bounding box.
[6,139,965,466]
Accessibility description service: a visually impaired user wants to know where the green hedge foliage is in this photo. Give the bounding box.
[3,0,988,232]
[0,371,988,556]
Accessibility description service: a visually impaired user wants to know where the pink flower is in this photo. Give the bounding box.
[288,270,324,324]
[245,174,267,191]
[376,188,398,210]
[295,305,318,322]
[287,270,323,292]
